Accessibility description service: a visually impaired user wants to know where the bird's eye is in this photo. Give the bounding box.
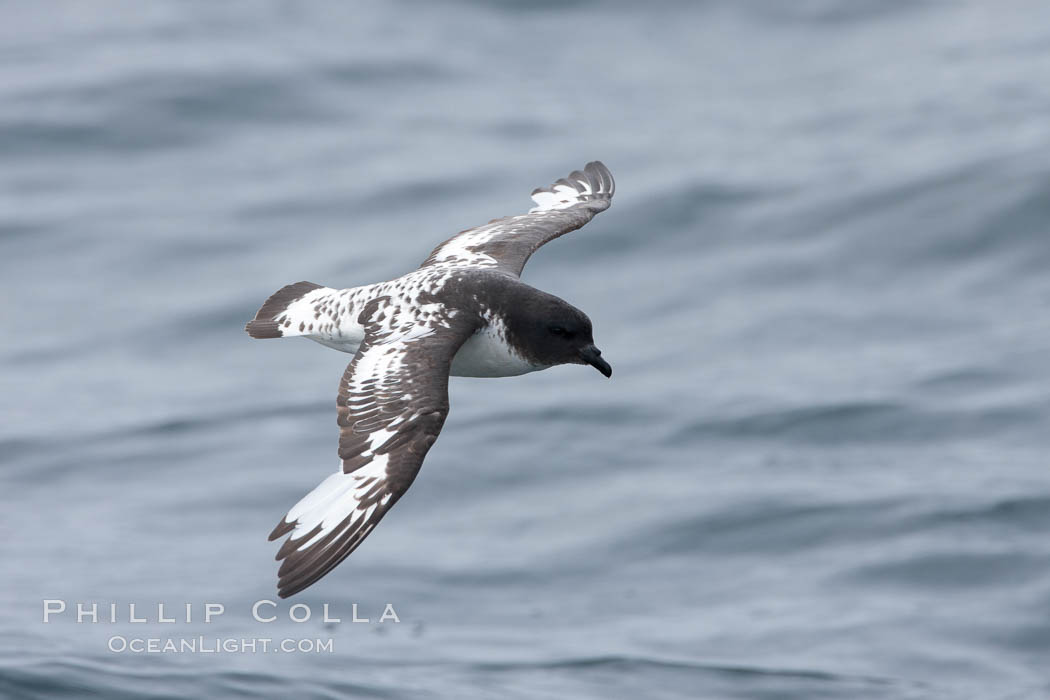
[549,326,568,337]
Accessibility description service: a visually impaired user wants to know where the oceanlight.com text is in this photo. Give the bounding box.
[107,636,335,654]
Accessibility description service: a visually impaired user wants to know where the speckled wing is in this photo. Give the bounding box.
[419,161,615,277]
[268,298,477,598]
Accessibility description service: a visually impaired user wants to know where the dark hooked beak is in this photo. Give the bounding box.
[579,345,612,378]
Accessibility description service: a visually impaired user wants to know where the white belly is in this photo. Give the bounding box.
[450,325,544,378]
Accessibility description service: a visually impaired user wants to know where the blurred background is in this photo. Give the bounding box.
[2,1,1050,698]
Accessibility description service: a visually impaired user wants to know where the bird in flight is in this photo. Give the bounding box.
[246,161,615,597]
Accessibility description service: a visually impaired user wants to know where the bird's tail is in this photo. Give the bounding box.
[245,281,330,339]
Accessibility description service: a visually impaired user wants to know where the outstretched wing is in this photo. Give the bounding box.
[268,298,477,598]
[419,161,615,277]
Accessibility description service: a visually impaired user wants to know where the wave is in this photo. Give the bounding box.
[669,399,1041,445]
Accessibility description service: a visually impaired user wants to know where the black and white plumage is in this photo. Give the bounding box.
[247,161,615,597]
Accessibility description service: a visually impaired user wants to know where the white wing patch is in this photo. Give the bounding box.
[422,226,509,269]
[530,176,594,212]
[283,456,393,551]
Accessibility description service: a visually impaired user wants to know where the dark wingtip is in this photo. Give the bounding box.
[268,518,295,542]
[584,161,614,198]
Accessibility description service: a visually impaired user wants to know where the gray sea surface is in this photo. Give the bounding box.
[2,1,1050,698]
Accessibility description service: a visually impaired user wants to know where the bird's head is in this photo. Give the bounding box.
[505,292,612,377]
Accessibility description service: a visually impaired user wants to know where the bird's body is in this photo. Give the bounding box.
[248,268,547,377]
[247,161,616,597]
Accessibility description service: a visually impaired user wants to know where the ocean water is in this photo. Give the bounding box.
[2,1,1050,698]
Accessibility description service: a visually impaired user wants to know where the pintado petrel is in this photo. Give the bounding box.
[246,161,615,597]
